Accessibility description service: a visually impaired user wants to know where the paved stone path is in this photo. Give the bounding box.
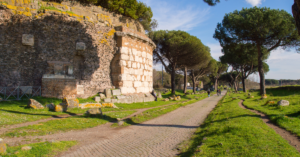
[62,92,225,157]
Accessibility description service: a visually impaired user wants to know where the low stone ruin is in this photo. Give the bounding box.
[97,88,155,104]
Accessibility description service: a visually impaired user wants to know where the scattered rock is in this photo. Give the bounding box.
[27,99,44,109]
[261,94,267,99]
[95,96,101,102]
[163,98,169,101]
[62,98,79,108]
[100,93,106,99]
[54,105,63,112]
[118,120,124,126]
[59,103,68,112]
[278,100,289,106]
[0,138,6,154]
[248,93,251,96]
[79,103,102,109]
[157,93,162,98]
[85,108,102,116]
[102,103,118,108]
[105,89,112,98]
[21,146,32,151]
[46,103,55,110]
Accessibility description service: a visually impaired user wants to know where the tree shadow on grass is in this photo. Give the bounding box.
[0,109,79,118]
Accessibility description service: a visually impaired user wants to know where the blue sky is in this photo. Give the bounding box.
[141,0,300,80]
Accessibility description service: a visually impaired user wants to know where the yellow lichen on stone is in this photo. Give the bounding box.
[97,14,112,26]
[15,0,23,5]
[6,4,17,10]
[25,7,30,11]
[17,6,25,11]
[23,0,29,4]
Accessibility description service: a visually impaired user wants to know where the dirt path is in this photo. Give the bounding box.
[54,92,225,157]
[238,100,300,152]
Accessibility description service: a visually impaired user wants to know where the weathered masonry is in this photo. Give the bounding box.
[0,0,155,99]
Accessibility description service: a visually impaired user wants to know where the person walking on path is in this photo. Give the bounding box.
[151,90,158,101]
[207,89,211,97]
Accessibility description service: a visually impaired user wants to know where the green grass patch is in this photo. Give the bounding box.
[243,86,300,137]
[0,90,208,127]
[1,110,135,138]
[179,92,300,157]
[1,141,77,157]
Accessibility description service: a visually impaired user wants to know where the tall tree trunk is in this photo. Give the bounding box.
[242,70,246,92]
[214,78,218,91]
[191,70,196,93]
[171,65,176,94]
[257,44,266,95]
[183,66,187,94]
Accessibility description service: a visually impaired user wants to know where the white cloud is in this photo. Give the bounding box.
[245,0,262,6]
[139,0,210,31]
[206,43,223,61]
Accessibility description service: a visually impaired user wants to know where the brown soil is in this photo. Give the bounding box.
[239,100,300,152]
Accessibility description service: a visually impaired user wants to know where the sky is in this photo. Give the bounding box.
[140,0,300,80]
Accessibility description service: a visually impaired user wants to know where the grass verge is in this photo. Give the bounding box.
[0,90,208,127]
[243,86,300,137]
[1,141,77,157]
[1,111,135,138]
[178,92,300,157]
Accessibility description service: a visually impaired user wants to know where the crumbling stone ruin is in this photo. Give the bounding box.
[0,0,155,101]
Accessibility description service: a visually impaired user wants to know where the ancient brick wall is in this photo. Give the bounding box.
[0,1,155,98]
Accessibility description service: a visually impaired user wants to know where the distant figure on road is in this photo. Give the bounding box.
[217,89,221,96]
[151,90,157,101]
[207,89,211,97]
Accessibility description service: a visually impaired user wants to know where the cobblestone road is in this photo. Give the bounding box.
[62,92,225,157]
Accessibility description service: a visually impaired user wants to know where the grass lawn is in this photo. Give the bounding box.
[1,110,135,138]
[1,141,77,157]
[179,92,300,157]
[0,90,208,127]
[243,86,300,137]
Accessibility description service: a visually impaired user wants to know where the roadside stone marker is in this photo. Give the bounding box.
[112,89,121,96]
[105,89,112,98]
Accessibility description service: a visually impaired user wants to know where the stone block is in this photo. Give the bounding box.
[54,105,63,112]
[142,51,146,57]
[132,62,137,68]
[22,34,34,46]
[100,93,106,99]
[278,100,289,106]
[105,89,112,98]
[46,103,55,111]
[127,61,132,68]
[102,103,118,108]
[112,89,121,96]
[27,99,44,109]
[95,96,101,102]
[104,98,111,103]
[144,96,155,102]
[85,108,102,116]
[134,97,144,103]
[21,146,32,151]
[79,103,102,109]
[60,103,68,112]
[120,47,128,54]
[0,138,6,154]
[63,98,79,108]
[134,81,141,87]
[120,54,129,60]
[129,55,135,61]
[76,42,86,50]
[111,99,118,103]
[77,85,85,95]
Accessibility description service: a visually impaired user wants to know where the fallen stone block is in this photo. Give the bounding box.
[79,103,102,109]
[112,89,121,96]
[278,100,289,106]
[21,146,32,151]
[54,105,63,112]
[100,93,106,99]
[27,99,44,109]
[95,96,101,102]
[85,108,102,116]
[102,103,118,108]
[104,98,111,103]
[62,98,79,108]
[0,138,6,154]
